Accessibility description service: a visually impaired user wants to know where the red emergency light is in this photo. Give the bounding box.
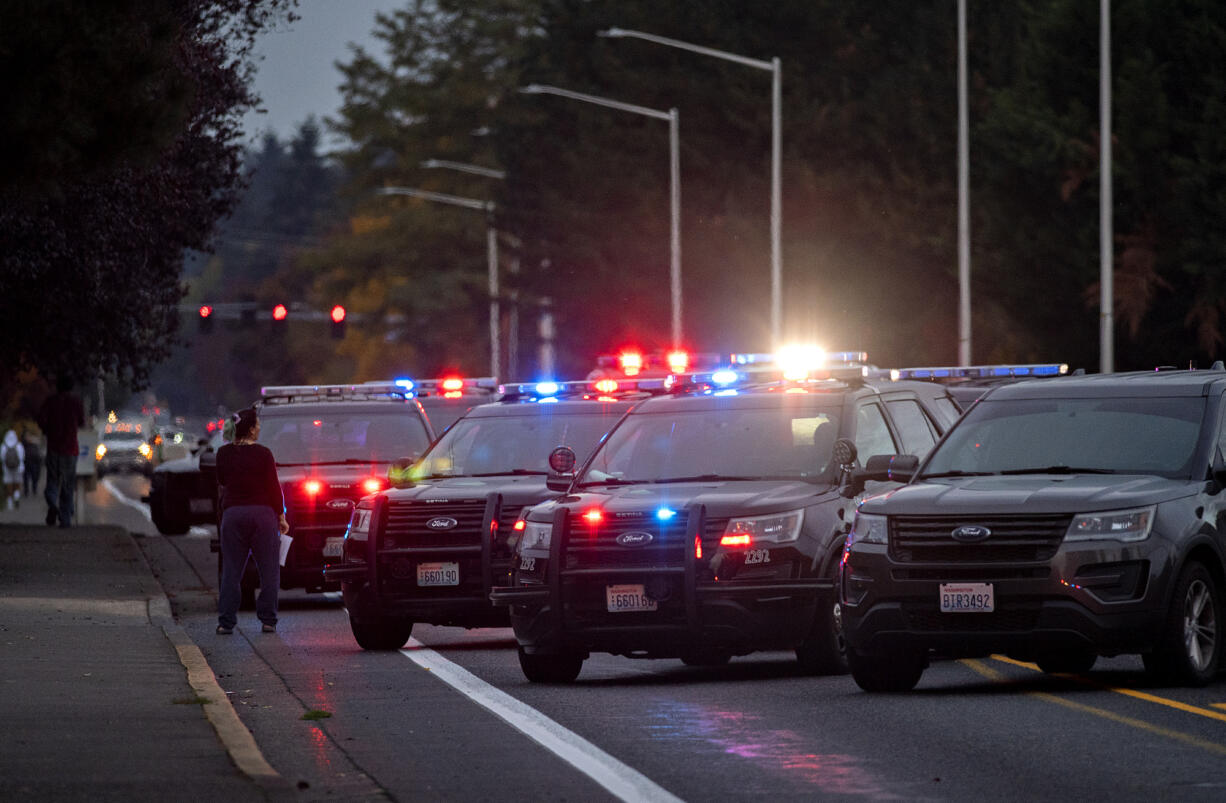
[618,351,643,376]
[666,350,690,374]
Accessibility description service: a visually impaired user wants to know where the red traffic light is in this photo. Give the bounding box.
[199,305,213,318]
[272,303,288,321]
[330,305,346,323]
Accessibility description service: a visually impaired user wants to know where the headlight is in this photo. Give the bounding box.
[95,444,107,459]
[1065,506,1155,543]
[139,442,153,459]
[723,509,804,544]
[849,512,888,545]
[520,521,553,551]
[346,507,374,542]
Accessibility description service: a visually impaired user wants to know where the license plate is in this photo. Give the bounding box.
[189,498,213,513]
[939,582,994,613]
[606,584,658,613]
[322,537,344,558]
[417,562,460,587]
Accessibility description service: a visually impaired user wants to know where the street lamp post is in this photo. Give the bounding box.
[599,27,782,348]
[957,0,971,365]
[1100,0,1114,374]
[376,186,501,381]
[520,83,683,347]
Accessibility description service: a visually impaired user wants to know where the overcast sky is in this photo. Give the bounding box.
[241,0,403,149]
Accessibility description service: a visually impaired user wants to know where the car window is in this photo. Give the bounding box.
[886,399,939,459]
[924,396,1206,478]
[854,403,898,465]
[928,395,962,428]
[584,404,843,482]
[261,410,431,464]
[414,410,623,477]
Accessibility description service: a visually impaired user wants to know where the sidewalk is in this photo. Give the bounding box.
[0,499,291,801]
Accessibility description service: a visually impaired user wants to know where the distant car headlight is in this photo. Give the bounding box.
[138,442,153,459]
[520,521,553,551]
[848,512,888,546]
[95,444,107,460]
[1065,506,1155,543]
[723,509,805,544]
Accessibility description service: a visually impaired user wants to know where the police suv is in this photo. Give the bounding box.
[217,383,435,604]
[842,367,1226,691]
[490,351,963,682]
[326,379,665,651]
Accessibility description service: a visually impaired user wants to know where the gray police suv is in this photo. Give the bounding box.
[842,368,1226,691]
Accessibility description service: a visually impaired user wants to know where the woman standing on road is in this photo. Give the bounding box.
[215,407,289,635]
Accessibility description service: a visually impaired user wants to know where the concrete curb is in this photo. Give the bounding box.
[142,544,296,800]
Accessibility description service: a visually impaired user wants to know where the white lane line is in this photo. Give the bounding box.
[101,477,153,521]
[401,639,683,803]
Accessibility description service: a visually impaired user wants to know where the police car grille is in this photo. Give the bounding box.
[566,512,690,568]
[890,515,1071,563]
[901,602,1041,632]
[385,499,485,548]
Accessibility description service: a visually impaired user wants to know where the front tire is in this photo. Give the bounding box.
[518,646,583,683]
[795,595,848,675]
[1144,561,1221,686]
[848,648,925,692]
[1036,649,1097,675]
[349,614,414,651]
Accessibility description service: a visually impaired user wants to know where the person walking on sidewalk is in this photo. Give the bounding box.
[214,407,289,635]
[37,375,85,527]
[1,429,25,509]
[21,427,42,498]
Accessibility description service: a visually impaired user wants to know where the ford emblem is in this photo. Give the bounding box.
[326,499,353,511]
[426,517,459,531]
[951,525,991,542]
[615,531,654,547]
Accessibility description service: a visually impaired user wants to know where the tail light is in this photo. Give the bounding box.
[666,350,689,373]
[362,477,384,494]
[441,377,464,392]
[303,479,323,496]
[619,351,643,376]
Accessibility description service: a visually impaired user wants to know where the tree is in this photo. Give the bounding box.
[0,0,297,391]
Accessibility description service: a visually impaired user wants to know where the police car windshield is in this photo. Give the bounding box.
[261,411,431,465]
[413,411,620,479]
[580,405,842,485]
[921,396,1206,480]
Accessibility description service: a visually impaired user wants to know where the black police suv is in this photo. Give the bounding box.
[842,367,1226,691]
[325,379,664,651]
[216,383,435,604]
[490,358,963,682]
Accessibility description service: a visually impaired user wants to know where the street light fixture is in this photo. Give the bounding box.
[520,83,683,347]
[376,185,501,380]
[599,27,781,348]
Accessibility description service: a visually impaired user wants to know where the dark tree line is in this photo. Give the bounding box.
[0,0,297,400]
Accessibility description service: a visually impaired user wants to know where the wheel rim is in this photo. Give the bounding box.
[832,601,845,654]
[1182,578,1217,672]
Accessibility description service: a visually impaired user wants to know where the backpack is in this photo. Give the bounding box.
[3,446,18,470]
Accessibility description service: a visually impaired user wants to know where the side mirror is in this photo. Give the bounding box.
[846,454,919,498]
[546,446,577,493]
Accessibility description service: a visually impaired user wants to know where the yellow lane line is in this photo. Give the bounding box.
[961,659,1226,757]
[988,654,1226,725]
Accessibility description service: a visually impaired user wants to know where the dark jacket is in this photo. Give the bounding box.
[37,393,85,458]
[215,442,285,514]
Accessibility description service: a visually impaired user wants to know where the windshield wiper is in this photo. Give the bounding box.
[466,469,548,477]
[576,477,652,487]
[919,470,996,479]
[650,474,761,483]
[998,466,1117,475]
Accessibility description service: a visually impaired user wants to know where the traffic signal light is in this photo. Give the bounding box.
[198,305,213,333]
[330,305,346,339]
[271,303,288,333]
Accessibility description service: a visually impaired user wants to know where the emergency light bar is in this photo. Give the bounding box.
[498,377,672,401]
[411,377,499,396]
[261,382,412,402]
[890,363,1069,381]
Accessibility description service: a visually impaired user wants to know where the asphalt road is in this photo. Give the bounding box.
[90,474,1226,801]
